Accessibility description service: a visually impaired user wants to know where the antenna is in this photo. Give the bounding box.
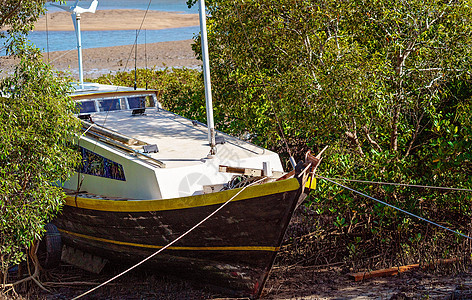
[134,30,137,90]
[49,0,99,89]
[145,29,148,90]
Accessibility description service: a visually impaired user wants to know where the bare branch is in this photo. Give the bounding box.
[345,119,364,156]
[363,126,382,152]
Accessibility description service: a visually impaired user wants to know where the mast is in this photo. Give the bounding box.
[50,0,98,89]
[198,0,216,155]
[72,13,84,88]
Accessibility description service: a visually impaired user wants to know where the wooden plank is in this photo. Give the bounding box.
[348,258,462,281]
[72,90,159,101]
[82,120,139,146]
[348,267,401,281]
[83,130,166,168]
[219,165,284,178]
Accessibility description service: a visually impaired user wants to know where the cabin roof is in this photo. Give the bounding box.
[71,82,142,96]
[86,104,276,169]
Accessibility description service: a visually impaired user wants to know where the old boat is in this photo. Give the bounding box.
[49,0,319,298]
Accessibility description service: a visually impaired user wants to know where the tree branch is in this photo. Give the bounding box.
[0,0,24,28]
[403,111,425,159]
[345,119,364,156]
[363,126,382,152]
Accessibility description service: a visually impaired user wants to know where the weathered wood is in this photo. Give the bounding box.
[202,183,226,194]
[276,170,295,181]
[54,178,303,298]
[82,129,166,168]
[219,165,284,178]
[72,90,159,101]
[81,120,140,146]
[348,258,462,281]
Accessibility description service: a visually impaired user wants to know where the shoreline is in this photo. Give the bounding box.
[0,40,201,79]
[34,9,199,31]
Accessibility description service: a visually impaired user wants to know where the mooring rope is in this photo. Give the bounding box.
[321,176,472,192]
[71,177,267,300]
[316,174,472,241]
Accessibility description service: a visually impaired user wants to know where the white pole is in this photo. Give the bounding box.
[199,0,216,155]
[73,13,84,88]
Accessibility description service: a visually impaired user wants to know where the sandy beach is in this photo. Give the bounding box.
[34,9,199,31]
[1,10,201,78]
[0,39,201,79]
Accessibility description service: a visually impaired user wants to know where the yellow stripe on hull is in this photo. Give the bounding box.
[58,228,280,252]
[65,178,299,212]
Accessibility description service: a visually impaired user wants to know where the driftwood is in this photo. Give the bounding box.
[348,258,463,281]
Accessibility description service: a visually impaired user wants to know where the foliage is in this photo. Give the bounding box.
[0,48,81,281]
[0,0,60,54]
[186,0,472,266]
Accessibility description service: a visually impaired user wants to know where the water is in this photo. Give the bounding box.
[1,1,199,55]
[30,27,199,53]
[47,0,198,13]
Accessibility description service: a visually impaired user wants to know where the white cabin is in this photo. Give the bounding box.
[64,83,284,200]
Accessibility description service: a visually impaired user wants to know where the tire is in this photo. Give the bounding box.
[38,223,62,269]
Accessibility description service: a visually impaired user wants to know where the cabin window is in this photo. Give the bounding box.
[77,100,97,114]
[98,98,121,112]
[79,147,126,181]
[128,95,155,109]
[127,96,146,109]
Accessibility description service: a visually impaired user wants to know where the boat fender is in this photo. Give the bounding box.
[38,223,62,269]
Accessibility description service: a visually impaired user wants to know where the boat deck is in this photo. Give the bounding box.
[89,107,275,169]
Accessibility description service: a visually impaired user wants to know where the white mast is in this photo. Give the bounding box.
[198,0,216,155]
[50,0,98,89]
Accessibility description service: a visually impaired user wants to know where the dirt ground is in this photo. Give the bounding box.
[3,257,472,299]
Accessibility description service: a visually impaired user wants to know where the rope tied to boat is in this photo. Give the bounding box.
[71,177,267,300]
[317,176,472,192]
[316,174,472,241]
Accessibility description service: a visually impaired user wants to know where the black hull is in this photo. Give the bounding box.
[54,178,302,298]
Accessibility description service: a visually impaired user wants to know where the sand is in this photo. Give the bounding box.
[0,39,201,79]
[1,10,202,79]
[34,9,199,31]
[47,39,201,78]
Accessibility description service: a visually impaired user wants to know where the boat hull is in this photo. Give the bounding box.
[54,178,302,298]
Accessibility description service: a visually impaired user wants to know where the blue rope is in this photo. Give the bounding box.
[317,175,472,241]
[322,177,472,192]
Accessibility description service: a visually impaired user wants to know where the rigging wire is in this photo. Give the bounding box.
[49,48,76,64]
[316,174,472,241]
[122,0,153,77]
[70,177,267,300]
[145,29,148,90]
[320,176,472,192]
[46,11,50,62]
[134,29,138,90]
[77,0,154,192]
